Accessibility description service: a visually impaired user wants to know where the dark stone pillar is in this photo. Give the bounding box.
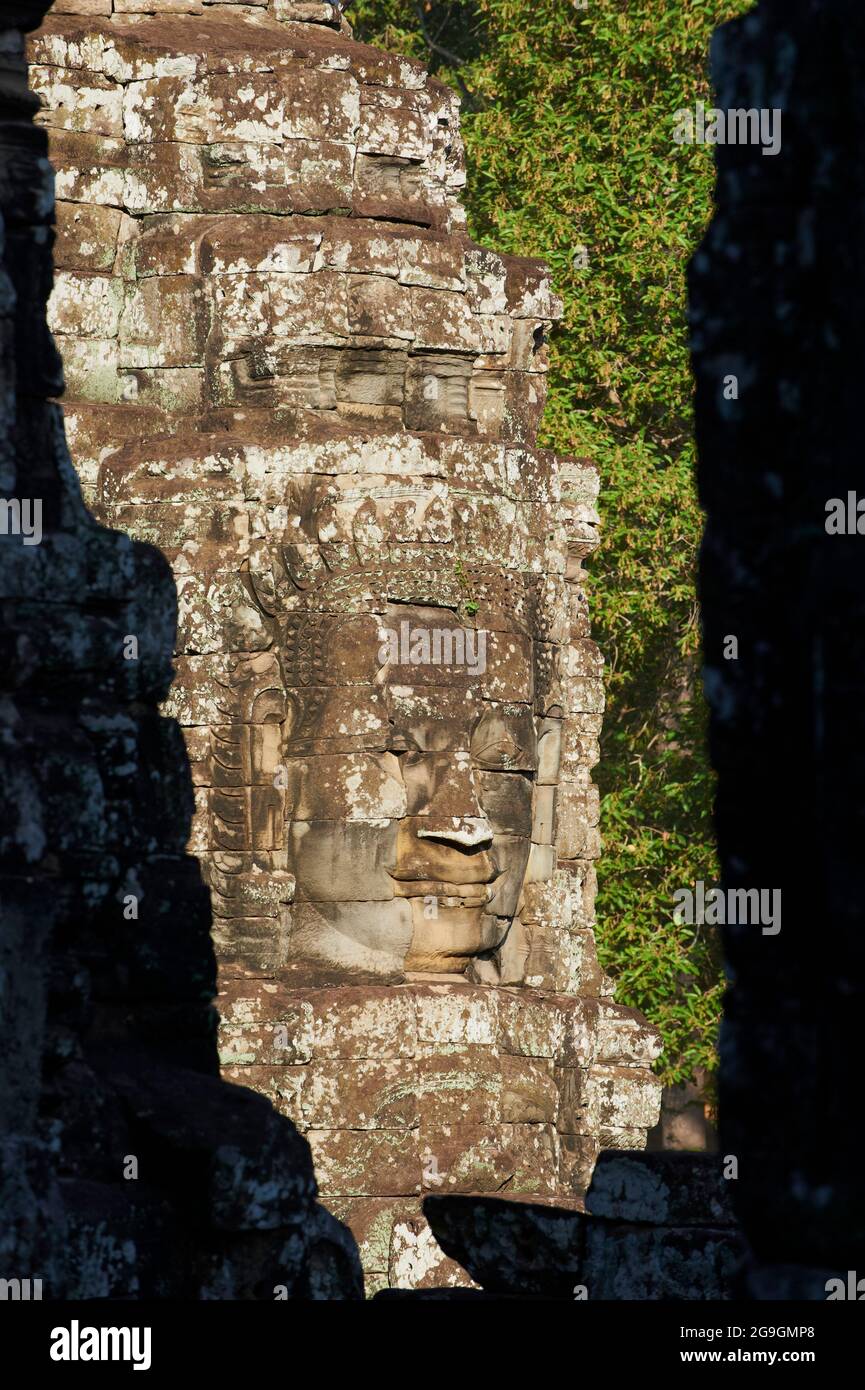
[690,0,865,1296]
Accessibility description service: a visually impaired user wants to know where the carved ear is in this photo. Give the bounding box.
[218,652,285,721]
[536,715,563,785]
[490,917,533,987]
[250,686,288,724]
[524,842,555,886]
[280,691,305,755]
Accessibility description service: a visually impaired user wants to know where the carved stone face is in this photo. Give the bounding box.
[282,599,546,979]
[194,457,577,987]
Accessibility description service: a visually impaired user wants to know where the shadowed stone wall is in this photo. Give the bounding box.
[28,0,662,1291]
[1,0,362,1299]
[690,0,865,1297]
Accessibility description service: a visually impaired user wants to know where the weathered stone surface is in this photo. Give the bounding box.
[389,1212,478,1291]
[585,1065,664,1135]
[582,1222,744,1301]
[423,1194,583,1296]
[585,1151,736,1228]
[308,1127,419,1198]
[423,1157,744,1300]
[30,7,562,454]
[326,1196,477,1294]
[28,0,662,1292]
[1,7,362,1301]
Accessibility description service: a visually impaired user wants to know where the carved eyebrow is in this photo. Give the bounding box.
[470,709,534,741]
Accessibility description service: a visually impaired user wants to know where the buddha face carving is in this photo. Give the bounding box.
[206,464,569,985]
[390,694,537,974]
[275,594,560,984]
[281,599,543,977]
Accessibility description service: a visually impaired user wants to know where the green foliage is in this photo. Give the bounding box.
[353,0,753,1086]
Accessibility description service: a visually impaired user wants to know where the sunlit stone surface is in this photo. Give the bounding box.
[31,0,662,1290]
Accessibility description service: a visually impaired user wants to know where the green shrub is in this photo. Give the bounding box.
[352,0,753,1088]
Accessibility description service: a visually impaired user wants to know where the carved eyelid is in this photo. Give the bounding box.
[472,736,528,765]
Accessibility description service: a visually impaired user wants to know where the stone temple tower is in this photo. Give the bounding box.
[30,0,662,1291]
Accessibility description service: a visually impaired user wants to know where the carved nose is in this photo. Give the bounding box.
[417,817,494,851]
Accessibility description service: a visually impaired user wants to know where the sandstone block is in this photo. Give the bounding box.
[414,1048,502,1129]
[419,1123,559,1196]
[390,1213,477,1290]
[586,1152,737,1228]
[303,1059,418,1129]
[50,129,127,207]
[358,88,433,162]
[595,1001,663,1067]
[285,898,413,982]
[217,980,314,1065]
[54,202,133,274]
[284,138,352,213]
[120,276,207,367]
[32,66,122,138]
[326,1195,416,1280]
[308,1127,419,1198]
[307,986,418,1060]
[584,1065,663,1134]
[59,337,122,404]
[282,68,359,144]
[501,1054,559,1124]
[49,271,124,339]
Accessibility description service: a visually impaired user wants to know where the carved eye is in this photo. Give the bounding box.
[390,742,424,767]
[473,736,525,769]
